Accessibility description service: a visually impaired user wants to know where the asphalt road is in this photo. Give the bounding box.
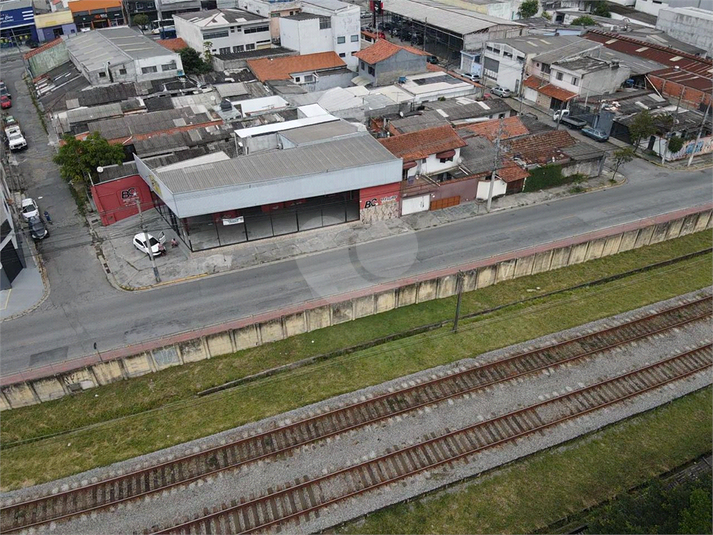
[1,52,711,377]
[2,158,711,376]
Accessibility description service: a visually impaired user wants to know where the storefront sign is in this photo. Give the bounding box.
[222,216,244,225]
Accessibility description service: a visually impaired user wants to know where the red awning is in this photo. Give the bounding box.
[403,161,417,170]
[436,149,455,159]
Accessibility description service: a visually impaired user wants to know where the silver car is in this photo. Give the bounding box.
[491,86,511,97]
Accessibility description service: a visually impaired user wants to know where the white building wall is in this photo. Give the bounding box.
[173,15,204,51]
[656,7,713,56]
[476,179,506,200]
[279,17,333,56]
[135,53,184,81]
[237,0,301,39]
[551,64,631,96]
[289,2,359,68]
[174,14,271,56]
[418,148,462,175]
[634,0,669,16]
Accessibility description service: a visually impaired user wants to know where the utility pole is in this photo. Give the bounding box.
[517,59,526,115]
[452,270,464,333]
[486,117,504,213]
[687,101,711,168]
[135,196,161,283]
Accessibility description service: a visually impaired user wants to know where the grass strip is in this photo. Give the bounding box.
[339,387,712,535]
[2,230,711,449]
[0,250,710,491]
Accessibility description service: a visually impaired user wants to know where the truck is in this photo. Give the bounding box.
[5,124,27,151]
[553,109,588,130]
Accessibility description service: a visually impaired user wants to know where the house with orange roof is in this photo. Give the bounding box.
[68,0,125,30]
[353,39,431,86]
[247,51,353,92]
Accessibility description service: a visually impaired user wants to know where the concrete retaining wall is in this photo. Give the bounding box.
[2,208,711,410]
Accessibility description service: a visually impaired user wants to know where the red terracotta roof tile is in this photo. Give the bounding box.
[523,76,577,101]
[583,29,712,77]
[157,38,188,52]
[247,52,346,82]
[505,130,577,165]
[354,39,429,65]
[458,116,529,142]
[378,125,466,162]
[24,38,63,60]
[497,160,529,183]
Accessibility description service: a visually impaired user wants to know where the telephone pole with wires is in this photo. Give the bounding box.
[486,117,504,213]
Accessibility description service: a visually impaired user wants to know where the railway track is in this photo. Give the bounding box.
[2,294,711,532]
[154,344,713,535]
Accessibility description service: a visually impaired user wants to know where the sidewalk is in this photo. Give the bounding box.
[96,170,626,291]
[0,232,47,321]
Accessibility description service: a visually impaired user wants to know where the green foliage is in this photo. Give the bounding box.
[203,41,214,64]
[541,10,552,20]
[592,1,611,17]
[518,0,539,18]
[132,13,150,33]
[629,110,656,153]
[667,135,685,154]
[571,15,596,26]
[52,132,124,187]
[586,472,712,534]
[612,146,635,177]
[523,165,586,191]
[178,47,212,75]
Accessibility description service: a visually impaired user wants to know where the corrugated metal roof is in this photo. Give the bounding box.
[490,35,593,58]
[65,27,178,72]
[157,133,399,193]
[280,120,359,145]
[384,0,523,36]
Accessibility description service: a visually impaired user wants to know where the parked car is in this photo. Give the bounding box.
[460,72,480,81]
[0,84,10,100]
[28,215,48,240]
[0,96,10,109]
[490,86,511,97]
[133,232,165,257]
[581,126,609,142]
[3,115,17,126]
[21,198,39,221]
[4,124,26,150]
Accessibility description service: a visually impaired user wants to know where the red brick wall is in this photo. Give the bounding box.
[648,75,711,110]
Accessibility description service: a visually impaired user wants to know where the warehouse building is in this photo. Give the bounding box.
[380,0,524,64]
[134,133,403,250]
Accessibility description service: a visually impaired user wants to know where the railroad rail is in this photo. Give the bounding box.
[2,294,711,532]
[155,343,713,535]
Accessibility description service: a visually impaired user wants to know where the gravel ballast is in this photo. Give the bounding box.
[4,289,712,534]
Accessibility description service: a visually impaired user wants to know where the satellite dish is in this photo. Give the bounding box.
[96,166,104,173]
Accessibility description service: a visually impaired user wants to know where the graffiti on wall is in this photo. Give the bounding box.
[667,135,713,161]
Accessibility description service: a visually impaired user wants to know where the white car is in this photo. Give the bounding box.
[133,233,165,257]
[21,198,39,221]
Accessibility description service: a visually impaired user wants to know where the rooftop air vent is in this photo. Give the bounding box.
[220,99,233,111]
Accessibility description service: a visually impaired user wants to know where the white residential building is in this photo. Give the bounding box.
[279,0,360,68]
[656,6,713,56]
[173,8,271,57]
[234,0,302,40]
[481,35,600,94]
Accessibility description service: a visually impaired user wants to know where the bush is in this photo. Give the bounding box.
[524,166,588,192]
[667,135,685,154]
[571,15,596,26]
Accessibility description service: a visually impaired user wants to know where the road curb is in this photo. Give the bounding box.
[0,237,51,323]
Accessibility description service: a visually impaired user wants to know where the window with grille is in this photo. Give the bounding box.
[337,36,345,44]
[556,72,563,80]
[141,66,158,74]
[319,17,331,29]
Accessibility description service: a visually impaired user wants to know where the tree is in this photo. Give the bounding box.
[592,1,611,17]
[666,135,684,154]
[611,146,634,178]
[678,488,713,534]
[518,0,539,19]
[571,15,596,26]
[53,132,125,187]
[628,110,656,153]
[178,47,212,75]
[132,13,150,34]
[203,41,214,65]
